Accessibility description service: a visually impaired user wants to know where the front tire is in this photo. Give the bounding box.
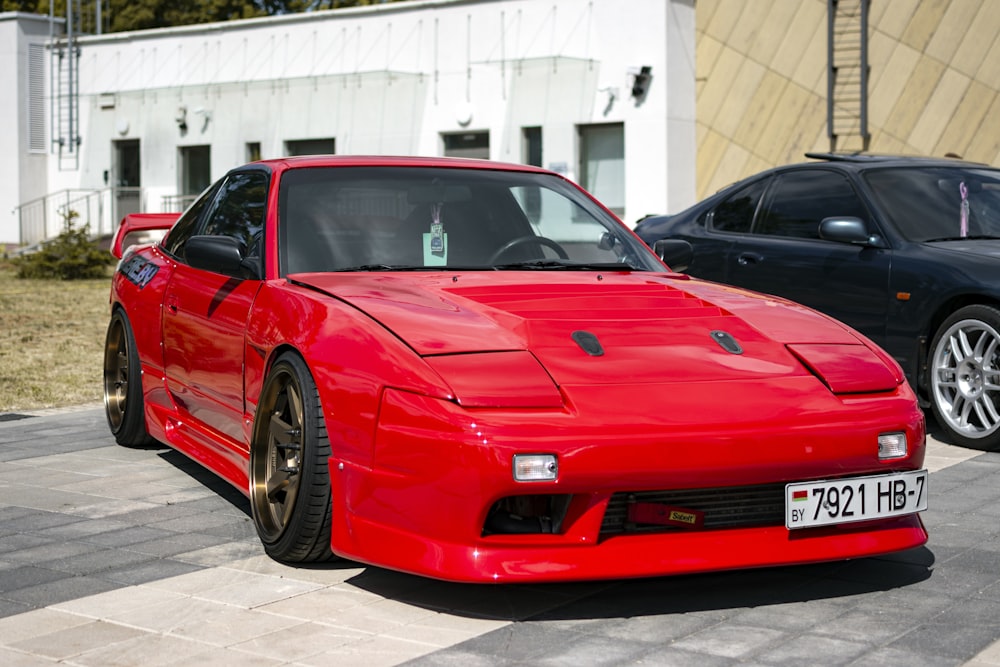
[929,304,1000,451]
[250,352,336,562]
[103,311,154,447]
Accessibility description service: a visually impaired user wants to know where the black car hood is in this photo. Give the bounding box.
[922,238,1000,259]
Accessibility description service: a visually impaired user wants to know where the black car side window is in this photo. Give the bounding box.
[755,170,867,239]
[160,185,218,260]
[711,179,768,233]
[202,170,269,257]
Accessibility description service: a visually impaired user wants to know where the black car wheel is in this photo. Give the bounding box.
[929,304,1000,451]
[250,352,336,562]
[103,311,155,447]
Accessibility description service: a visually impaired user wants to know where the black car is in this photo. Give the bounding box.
[636,153,1000,451]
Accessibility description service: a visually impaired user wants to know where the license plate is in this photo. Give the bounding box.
[785,469,927,529]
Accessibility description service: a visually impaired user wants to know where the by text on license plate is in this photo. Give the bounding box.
[785,469,927,529]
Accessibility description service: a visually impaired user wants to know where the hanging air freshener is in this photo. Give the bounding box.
[960,182,969,238]
[430,202,444,254]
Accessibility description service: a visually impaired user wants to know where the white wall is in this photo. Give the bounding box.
[8,0,696,244]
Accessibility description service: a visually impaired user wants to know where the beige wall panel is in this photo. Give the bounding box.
[771,1,825,80]
[696,126,731,198]
[711,56,767,138]
[754,1,801,68]
[697,34,724,91]
[791,12,827,96]
[974,36,1000,90]
[925,0,983,66]
[869,40,921,129]
[697,0,721,33]
[734,70,787,151]
[961,94,1000,164]
[705,141,753,195]
[908,68,971,155]
[756,82,816,164]
[900,0,950,53]
[704,0,745,45]
[933,80,996,159]
[742,153,773,179]
[884,56,946,145]
[698,47,748,129]
[874,0,920,40]
[777,95,827,165]
[868,130,910,155]
[951,2,1000,78]
[866,29,899,92]
[727,0,772,57]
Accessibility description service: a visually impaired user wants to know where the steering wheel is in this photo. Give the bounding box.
[488,236,569,264]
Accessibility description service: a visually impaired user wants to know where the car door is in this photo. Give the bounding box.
[162,170,268,445]
[726,169,892,345]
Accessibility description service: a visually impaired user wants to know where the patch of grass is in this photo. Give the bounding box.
[0,264,113,412]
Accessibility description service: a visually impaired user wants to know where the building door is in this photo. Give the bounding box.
[112,139,141,223]
[179,145,212,209]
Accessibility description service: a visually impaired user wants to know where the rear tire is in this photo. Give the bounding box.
[250,352,336,562]
[103,311,155,447]
[929,304,1000,451]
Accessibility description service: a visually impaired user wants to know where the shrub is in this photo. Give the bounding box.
[14,210,112,280]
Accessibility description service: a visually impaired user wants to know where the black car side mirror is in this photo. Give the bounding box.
[653,239,693,273]
[186,235,261,280]
[819,217,872,245]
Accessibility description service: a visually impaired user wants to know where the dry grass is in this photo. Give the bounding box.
[0,265,112,412]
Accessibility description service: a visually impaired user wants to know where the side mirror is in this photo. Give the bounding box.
[819,217,871,245]
[653,239,693,273]
[186,235,261,279]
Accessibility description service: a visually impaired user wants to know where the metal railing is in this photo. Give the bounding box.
[14,186,144,247]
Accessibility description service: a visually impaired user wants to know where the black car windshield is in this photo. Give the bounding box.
[863,166,1000,242]
[278,166,661,275]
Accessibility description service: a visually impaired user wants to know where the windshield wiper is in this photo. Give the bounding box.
[923,235,1000,242]
[335,264,423,272]
[492,260,642,271]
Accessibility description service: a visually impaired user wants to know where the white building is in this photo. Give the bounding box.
[2,0,696,246]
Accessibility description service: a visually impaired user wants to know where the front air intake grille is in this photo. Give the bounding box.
[601,482,787,536]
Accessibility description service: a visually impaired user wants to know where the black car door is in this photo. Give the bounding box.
[725,169,892,346]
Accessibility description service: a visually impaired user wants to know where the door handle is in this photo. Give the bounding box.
[165,294,178,313]
[737,252,763,266]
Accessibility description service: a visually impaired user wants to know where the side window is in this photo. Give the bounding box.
[202,170,269,257]
[755,170,867,239]
[160,184,217,260]
[710,178,769,233]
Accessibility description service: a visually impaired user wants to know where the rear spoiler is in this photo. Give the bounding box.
[111,213,180,259]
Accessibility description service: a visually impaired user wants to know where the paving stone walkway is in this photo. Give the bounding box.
[1,407,998,666]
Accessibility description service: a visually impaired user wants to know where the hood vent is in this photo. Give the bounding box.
[572,331,604,357]
[711,330,743,355]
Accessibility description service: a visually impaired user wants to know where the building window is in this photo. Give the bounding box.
[246,142,262,162]
[522,127,542,167]
[442,132,489,159]
[180,145,211,197]
[286,138,335,156]
[579,123,624,215]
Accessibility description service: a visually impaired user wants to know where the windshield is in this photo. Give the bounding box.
[863,166,1000,242]
[277,166,660,274]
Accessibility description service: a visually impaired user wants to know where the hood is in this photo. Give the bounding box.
[921,238,1000,259]
[290,271,882,386]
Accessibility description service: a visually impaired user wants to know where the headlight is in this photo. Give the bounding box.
[787,343,902,394]
[424,351,563,408]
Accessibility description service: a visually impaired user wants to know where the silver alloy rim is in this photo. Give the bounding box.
[932,318,1000,440]
[103,319,128,430]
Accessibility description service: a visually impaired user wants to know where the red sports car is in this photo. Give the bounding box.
[104,156,928,583]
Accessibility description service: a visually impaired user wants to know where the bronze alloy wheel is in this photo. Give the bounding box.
[103,316,129,432]
[102,311,153,447]
[252,363,305,542]
[250,353,334,562]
